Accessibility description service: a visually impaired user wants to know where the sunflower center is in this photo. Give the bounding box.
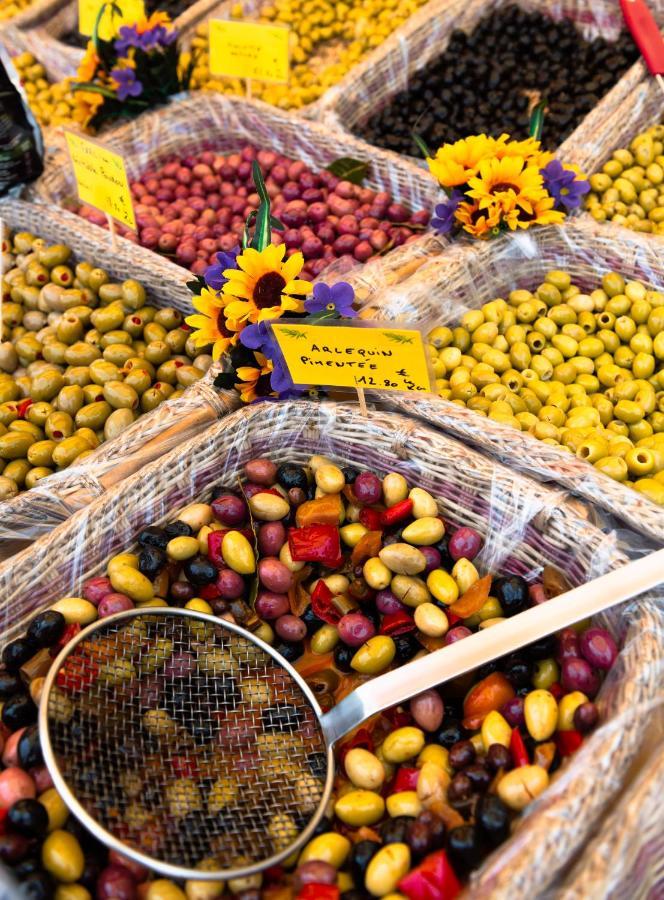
[254,272,287,309]
[490,182,519,194]
[470,208,487,224]
[217,311,233,337]
[519,209,536,222]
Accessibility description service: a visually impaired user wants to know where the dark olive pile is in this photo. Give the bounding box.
[355,5,638,154]
[59,0,191,48]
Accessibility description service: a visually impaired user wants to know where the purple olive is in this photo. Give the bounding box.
[216,569,245,600]
[275,614,307,642]
[578,627,617,671]
[211,493,246,526]
[293,860,336,892]
[96,865,137,900]
[258,558,294,593]
[420,546,442,573]
[256,592,290,620]
[448,527,482,561]
[82,576,113,606]
[561,657,600,696]
[98,593,134,617]
[354,471,382,505]
[337,612,376,647]
[258,522,287,557]
[573,701,599,733]
[410,689,444,732]
[444,626,472,645]
[244,458,277,486]
[501,696,524,727]
[376,589,405,615]
[556,628,580,662]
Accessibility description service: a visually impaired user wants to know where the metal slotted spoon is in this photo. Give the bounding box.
[39,549,664,882]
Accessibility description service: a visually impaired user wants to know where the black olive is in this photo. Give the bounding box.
[164,520,193,539]
[26,611,66,649]
[435,718,465,748]
[78,852,106,890]
[276,463,308,491]
[476,794,510,847]
[393,633,421,664]
[523,635,557,661]
[311,814,333,837]
[18,725,42,769]
[449,739,475,769]
[2,693,36,730]
[381,816,410,844]
[342,466,360,483]
[464,763,492,791]
[447,824,485,874]
[493,574,529,616]
[434,533,455,570]
[350,839,380,883]
[7,800,48,839]
[274,640,304,663]
[486,744,511,772]
[301,605,324,636]
[170,581,195,604]
[0,833,31,865]
[139,546,167,579]
[502,656,533,688]
[183,556,217,586]
[0,671,23,698]
[261,704,305,733]
[13,856,41,878]
[18,870,54,900]
[2,638,37,673]
[138,525,169,550]
[333,643,354,672]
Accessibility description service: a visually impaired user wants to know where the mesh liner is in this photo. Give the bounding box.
[43,610,328,876]
[317,0,651,167]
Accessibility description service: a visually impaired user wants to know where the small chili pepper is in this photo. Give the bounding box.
[206,530,226,568]
[289,524,343,568]
[311,580,343,625]
[359,508,383,531]
[555,730,583,757]
[339,726,374,765]
[380,498,414,527]
[16,398,33,419]
[392,767,420,793]
[380,610,416,636]
[297,886,339,900]
[399,848,462,900]
[509,727,530,767]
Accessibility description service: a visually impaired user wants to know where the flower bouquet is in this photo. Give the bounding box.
[185,163,356,403]
[72,5,190,131]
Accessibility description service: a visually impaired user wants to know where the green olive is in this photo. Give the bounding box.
[30,369,65,402]
[82,384,105,404]
[104,408,136,441]
[24,262,50,288]
[89,360,120,386]
[123,313,148,338]
[143,322,168,344]
[52,435,95,468]
[37,244,71,268]
[75,261,93,285]
[14,334,42,363]
[103,344,135,367]
[144,341,170,365]
[121,279,146,309]
[123,368,152,394]
[9,420,43,440]
[50,265,75,287]
[175,365,203,388]
[26,402,52,427]
[4,459,30,486]
[84,329,102,347]
[56,315,83,344]
[75,400,112,429]
[28,439,56,467]
[0,431,33,459]
[58,289,86,312]
[155,360,179,385]
[64,342,101,367]
[63,366,92,387]
[25,466,53,488]
[0,380,20,403]
[140,387,165,412]
[124,357,155,378]
[56,385,85,416]
[165,329,188,354]
[103,381,139,410]
[91,303,125,334]
[42,341,68,365]
[87,268,109,292]
[45,411,75,442]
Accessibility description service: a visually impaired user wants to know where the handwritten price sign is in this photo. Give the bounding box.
[209,19,289,84]
[271,323,432,393]
[78,0,144,39]
[65,132,136,231]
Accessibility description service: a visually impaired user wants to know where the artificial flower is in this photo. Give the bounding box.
[78,45,100,81]
[222,244,312,324]
[204,247,240,291]
[454,199,502,237]
[540,159,591,210]
[467,156,546,214]
[235,352,272,403]
[426,135,498,188]
[72,89,104,127]
[304,281,356,317]
[110,66,143,100]
[185,287,239,360]
[493,134,542,160]
[502,195,566,230]
[430,190,464,235]
[139,10,172,30]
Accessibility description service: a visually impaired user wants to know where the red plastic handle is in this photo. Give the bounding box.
[620,0,664,75]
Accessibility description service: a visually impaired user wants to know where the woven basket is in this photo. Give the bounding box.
[0,399,661,897]
[357,217,664,544]
[0,0,66,33]
[0,197,238,554]
[30,91,444,283]
[317,0,650,168]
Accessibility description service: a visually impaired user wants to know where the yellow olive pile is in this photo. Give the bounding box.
[428,270,664,506]
[185,0,428,109]
[0,0,33,21]
[12,53,78,129]
[586,124,664,234]
[0,229,213,500]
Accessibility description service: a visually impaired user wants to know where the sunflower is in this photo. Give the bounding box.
[222,244,312,324]
[138,10,172,31]
[426,135,498,188]
[185,287,240,361]
[502,195,566,230]
[467,156,546,214]
[235,353,272,403]
[493,135,543,161]
[454,200,502,238]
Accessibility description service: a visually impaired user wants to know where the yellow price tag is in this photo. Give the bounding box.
[78,0,144,40]
[271,323,432,393]
[65,131,136,231]
[209,19,289,84]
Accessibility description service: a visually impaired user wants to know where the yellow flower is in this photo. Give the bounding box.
[72,89,104,128]
[185,287,240,361]
[222,244,312,324]
[78,45,100,82]
[235,353,272,403]
[493,135,543,161]
[502,196,566,230]
[427,135,498,188]
[467,156,546,213]
[454,200,502,238]
[137,10,172,31]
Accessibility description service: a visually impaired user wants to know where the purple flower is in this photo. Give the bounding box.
[541,160,591,211]
[304,281,356,317]
[111,66,142,101]
[431,190,463,235]
[204,247,240,291]
[239,320,276,355]
[114,25,140,55]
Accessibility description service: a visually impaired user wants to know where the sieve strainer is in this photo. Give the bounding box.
[39,549,664,882]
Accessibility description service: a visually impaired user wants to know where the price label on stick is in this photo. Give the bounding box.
[78,0,144,39]
[271,322,433,393]
[209,19,289,84]
[65,131,136,231]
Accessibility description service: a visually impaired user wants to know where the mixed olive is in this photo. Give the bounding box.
[0,454,615,897]
[427,270,664,505]
[12,53,79,130]
[0,228,213,500]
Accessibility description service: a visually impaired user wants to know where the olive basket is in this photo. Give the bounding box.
[30,91,444,287]
[316,0,653,167]
[0,399,661,896]
[0,0,66,33]
[357,217,664,545]
[0,198,238,555]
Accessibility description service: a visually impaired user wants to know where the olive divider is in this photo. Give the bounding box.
[322,547,664,745]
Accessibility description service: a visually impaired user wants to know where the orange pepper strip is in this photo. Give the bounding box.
[351,530,383,567]
[296,492,343,527]
[462,671,515,730]
[294,650,334,679]
[448,574,492,618]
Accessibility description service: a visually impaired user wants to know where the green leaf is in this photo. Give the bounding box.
[382,331,414,344]
[280,327,307,339]
[270,215,285,231]
[250,160,272,252]
[412,132,431,159]
[529,101,546,140]
[186,274,207,295]
[325,157,369,185]
[243,210,258,250]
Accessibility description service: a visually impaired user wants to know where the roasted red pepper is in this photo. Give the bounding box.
[207,528,255,568]
[555,730,583,757]
[510,727,530,767]
[549,682,564,701]
[311,579,343,625]
[297,886,339,900]
[381,498,414,527]
[339,727,374,765]
[51,623,81,655]
[359,508,383,531]
[383,706,413,729]
[445,611,462,627]
[289,524,342,568]
[380,610,416,636]
[16,398,33,419]
[199,583,221,600]
[392,767,420,793]
[399,849,462,900]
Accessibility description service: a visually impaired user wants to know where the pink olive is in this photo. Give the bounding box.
[255,591,290,620]
[410,689,444,732]
[258,558,294,593]
[96,865,137,900]
[82,576,113,606]
[2,728,25,768]
[211,493,247,526]
[215,569,246,600]
[244,458,278,485]
[98,593,134,618]
[275,614,307,642]
[0,768,35,807]
[258,522,287,557]
[337,612,375,647]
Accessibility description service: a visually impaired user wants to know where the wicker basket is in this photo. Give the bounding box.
[317,0,651,168]
[357,217,664,544]
[0,0,66,33]
[0,398,661,897]
[0,198,238,554]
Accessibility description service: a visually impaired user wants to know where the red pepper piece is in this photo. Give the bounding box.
[263,864,284,882]
[311,580,343,625]
[510,728,529,767]
[380,610,416,636]
[288,524,342,568]
[198,583,221,600]
[549,682,564,701]
[16,398,33,419]
[392,767,420,793]
[56,654,99,694]
[51,623,81,655]
[359,507,383,531]
[338,727,374,765]
[380,498,414,528]
[555,730,583,757]
[297,886,340,900]
[207,530,226,568]
[445,611,462,627]
[383,706,413,729]
[170,756,199,777]
[0,808,8,836]
[399,848,462,900]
